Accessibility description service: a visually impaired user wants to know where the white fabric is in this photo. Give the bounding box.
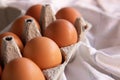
[0,0,120,80]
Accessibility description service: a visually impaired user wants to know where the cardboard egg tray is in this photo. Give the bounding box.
[42,19,91,80]
[43,42,80,80]
[0,4,91,80]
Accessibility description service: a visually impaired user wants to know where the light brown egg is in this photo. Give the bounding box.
[23,37,62,70]
[26,4,43,23]
[56,7,81,24]
[1,58,45,80]
[44,19,78,47]
[0,32,24,54]
[9,15,40,39]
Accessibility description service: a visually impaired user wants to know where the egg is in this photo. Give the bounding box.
[56,7,81,24]
[9,15,40,39]
[1,58,45,80]
[23,37,62,70]
[44,19,78,47]
[0,32,24,54]
[26,4,43,23]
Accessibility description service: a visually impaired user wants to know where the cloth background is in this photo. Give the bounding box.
[0,0,120,80]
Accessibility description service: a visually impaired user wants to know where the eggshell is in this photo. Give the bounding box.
[26,4,43,23]
[44,19,78,47]
[23,37,62,70]
[9,15,40,39]
[1,58,45,80]
[0,32,24,54]
[56,7,81,24]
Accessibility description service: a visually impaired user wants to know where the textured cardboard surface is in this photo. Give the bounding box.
[0,7,21,32]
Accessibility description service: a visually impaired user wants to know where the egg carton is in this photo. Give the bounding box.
[24,14,91,80]
[41,5,91,80]
[42,20,91,80]
[43,41,80,80]
[0,4,91,80]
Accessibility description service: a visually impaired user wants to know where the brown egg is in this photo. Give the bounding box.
[23,37,62,70]
[44,19,78,47]
[56,7,81,24]
[26,4,43,22]
[9,15,40,39]
[0,32,24,53]
[1,58,45,80]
